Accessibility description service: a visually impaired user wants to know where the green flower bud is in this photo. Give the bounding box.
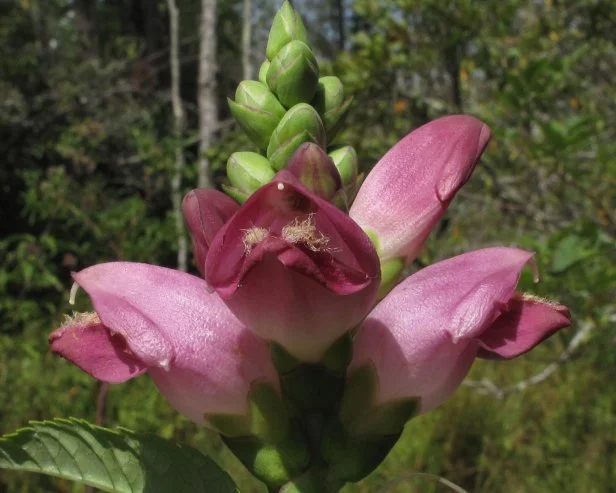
[266,0,308,61]
[312,76,352,139]
[267,103,326,171]
[267,40,319,108]
[228,80,286,149]
[258,60,270,85]
[227,151,275,198]
[328,146,358,188]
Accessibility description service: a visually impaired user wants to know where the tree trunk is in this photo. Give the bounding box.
[242,0,253,80]
[334,0,345,51]
[198,0,218,189]
[168,0,188,272]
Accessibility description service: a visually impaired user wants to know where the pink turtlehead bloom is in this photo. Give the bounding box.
[350,115,491,263]
[205,170,380,362]
[182,188,240,276]
[349,247,571,414]
[49,262,278,425]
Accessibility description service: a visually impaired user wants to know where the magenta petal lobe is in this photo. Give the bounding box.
[49,313,148,383]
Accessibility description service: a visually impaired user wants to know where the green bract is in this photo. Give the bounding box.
[267,103,327,171]
[267,40,319,108]
[266,0,308,61]
[228,80,286,149]
[226,152,275,197]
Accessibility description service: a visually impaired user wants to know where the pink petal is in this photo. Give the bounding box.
[52,262,278,421]
[350,115,491,262]
[182,188,240,276]
[206,171,380,361]
[350,247,534,410]
[478,297,571,360]
[49,314,148,383]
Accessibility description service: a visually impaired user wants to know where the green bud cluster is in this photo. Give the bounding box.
[225,0,363,205]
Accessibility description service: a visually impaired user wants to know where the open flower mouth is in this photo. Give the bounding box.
[206,172,380,299]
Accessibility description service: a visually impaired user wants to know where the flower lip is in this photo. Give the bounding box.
[205,170,380,299]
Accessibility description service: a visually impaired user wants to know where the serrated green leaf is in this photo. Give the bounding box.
[0,418,238,493]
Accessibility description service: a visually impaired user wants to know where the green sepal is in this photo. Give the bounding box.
[281,364,344,413]
[280,467,344,493]
[227,151,275,196]
[267,40,319,108]
[339,363,418,436]
[377,257,405,300]
[321,417,400,485]
[266,0,309,61]
[222,183,250,204]
[206,381,291,443]
[320,332,353,374]
[328,145,358,189]
[223,422,310,489]
[267,103,326,171]
[271,342,302,374]
[258,60,271,85]
[228,81,286,149]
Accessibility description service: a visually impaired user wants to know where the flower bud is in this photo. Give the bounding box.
[229,81,286,150]
[258,60,270,85]
[267,40,319,108]
[328,146,358,189]
[312,76,353,137]
[286,143,342,201]
[267,103,327,171]
[227,152,275,198]
[266,0,308,61]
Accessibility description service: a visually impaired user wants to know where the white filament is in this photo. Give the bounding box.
[69,282,80,305]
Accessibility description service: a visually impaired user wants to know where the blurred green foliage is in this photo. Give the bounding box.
[1,0,615,492]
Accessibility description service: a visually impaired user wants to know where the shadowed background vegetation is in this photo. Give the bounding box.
[1,0,615,491]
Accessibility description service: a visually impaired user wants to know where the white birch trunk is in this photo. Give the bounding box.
[198,0,218,189]
[242,0,253,80]
[167,0,188,272]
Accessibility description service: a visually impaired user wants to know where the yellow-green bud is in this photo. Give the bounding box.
[312,76,352,139]
[258,60,270,85]
[228,80,286,150]
[267,40,319,108]
[328,146,358,189]
[267,103,327,171]
[227,152,275,197]
[266,0,308,61]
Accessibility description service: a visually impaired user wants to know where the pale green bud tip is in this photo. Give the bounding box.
[267,103,327,171]
[312,76,344,114]
[267,40,319,108]
[328,145,358,186]
[228,82,286,149]
[266,0,309,61]
[227,152,275,196]
[312,76,352,138]
[258,60,270,85]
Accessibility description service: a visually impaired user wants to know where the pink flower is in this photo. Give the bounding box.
[347,247,571,420]
[204,170,380,362]
[49,262,278,425]
[350,115,491,263]
[182,188,240,276]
